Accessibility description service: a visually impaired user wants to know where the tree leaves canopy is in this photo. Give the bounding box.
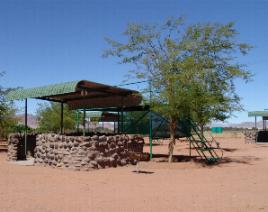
[0,71,18,138]
[104,17,252,125]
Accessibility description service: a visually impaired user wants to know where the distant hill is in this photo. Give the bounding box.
[211,121,264,129]
[225,121,263,129]
[15,114,264,130]
[16,114,38,129]
[15,114,115,130]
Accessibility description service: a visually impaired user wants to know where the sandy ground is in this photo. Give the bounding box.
[1,136,268,212]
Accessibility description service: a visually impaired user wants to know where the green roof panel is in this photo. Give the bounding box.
[6,80,80,101]
[248,111,268,117]
[5,80,143,110]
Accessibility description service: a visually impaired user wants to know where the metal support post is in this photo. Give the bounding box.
[76,110,80,132]
[60,102,64,134]
[189,139,192,157]
[255,116,257,129]
[121,111,124,133]
[117,111,120,134]
[83,109,86,136]
[24,98,28,159]
[149,80,153,160]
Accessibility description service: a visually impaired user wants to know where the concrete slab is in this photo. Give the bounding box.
[9,158,35,166]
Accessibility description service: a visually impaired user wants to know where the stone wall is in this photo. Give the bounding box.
[7,134,20,161]
[34,134,144,171]
[7,134,37,161]
[243,130,257,143]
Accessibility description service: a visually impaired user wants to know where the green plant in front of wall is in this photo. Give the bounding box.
[36,102,76,133]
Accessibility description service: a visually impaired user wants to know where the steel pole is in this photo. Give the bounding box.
[83,109,86,136]
[117,111,120,134]
[76,110,80,132]
[189,139,192,157]
[24,98,28,159]
[121,111,124,134]
[255,116,257,129]
[60,102,64,134]
[149,80,153,160]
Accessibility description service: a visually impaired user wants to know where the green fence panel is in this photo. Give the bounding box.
[121,111,192,138]
[211,127,223,134]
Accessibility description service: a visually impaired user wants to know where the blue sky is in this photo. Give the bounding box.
[0,0,267,123]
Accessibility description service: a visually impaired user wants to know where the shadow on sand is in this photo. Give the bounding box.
[144,143,163,147]
[221,148,239,152]
[151,154,197,162]
[146,153,261,167]
[132,170,155,174]
[219,156,261,165]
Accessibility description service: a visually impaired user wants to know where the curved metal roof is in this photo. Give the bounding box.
[6,80,142,110]
[6,81,80,101]
[248,111,268,117]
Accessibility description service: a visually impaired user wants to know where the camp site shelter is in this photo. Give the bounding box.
[6,80,222,164]
[248,110,268,142]
[6,80,152,157]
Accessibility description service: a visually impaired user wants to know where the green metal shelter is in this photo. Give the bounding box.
[248,110,268,130]
[6,80,145,158]
[6,80,143,132]
[248,110,268,143]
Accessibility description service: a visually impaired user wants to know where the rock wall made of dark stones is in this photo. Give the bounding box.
[243,130,259,143]
[34,134,144,171]
[7,134,37,161]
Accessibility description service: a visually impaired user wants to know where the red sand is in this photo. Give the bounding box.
[1,137,268,212]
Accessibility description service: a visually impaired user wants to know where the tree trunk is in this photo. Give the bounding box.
[168,117,177,163]
[200,124,204,138]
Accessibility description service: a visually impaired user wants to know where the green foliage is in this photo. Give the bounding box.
[181,22,252,129]
[37,102,76,133]
[10,124,33,134]
[0,71,18,138]
[104,17,252,161]
[104,18,252,125]
[0,103,17,138]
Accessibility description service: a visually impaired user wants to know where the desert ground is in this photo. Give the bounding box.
[0,132,268,212]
